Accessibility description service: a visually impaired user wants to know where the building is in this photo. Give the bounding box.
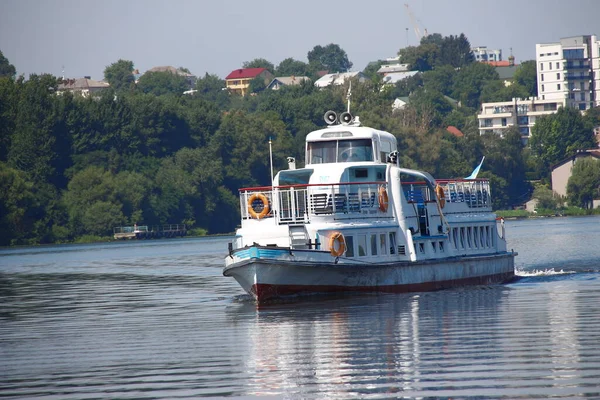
[472,46,502,63]
[145,66,197,88]
[225,68,274,96]
[313,71,369,88]
[536,35,600,110]
[56,77,110,97]
[376,56,410,75]
[551,149,600,208]
[267,76,311,90]
[381,71,419,86]
[477,97,567,142]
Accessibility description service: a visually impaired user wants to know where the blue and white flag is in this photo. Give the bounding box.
[465,156,485,180]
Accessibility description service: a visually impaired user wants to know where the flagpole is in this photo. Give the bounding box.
[269,136,274,183]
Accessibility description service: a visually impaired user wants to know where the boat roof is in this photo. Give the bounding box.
[306,125,396,143]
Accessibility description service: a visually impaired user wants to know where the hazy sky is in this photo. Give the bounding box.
[1,0,599,80]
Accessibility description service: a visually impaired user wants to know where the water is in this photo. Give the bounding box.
[1,217,599,399]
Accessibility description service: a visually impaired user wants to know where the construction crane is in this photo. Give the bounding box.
[404,3,428,42]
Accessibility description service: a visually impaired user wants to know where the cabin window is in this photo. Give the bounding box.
[389,232,396,254]
[473,227,479,248]
[419,243,425,253]
[338,139,373,162]
[460,228,466,249]
[358,235,367,256]
[439,241,444,252]
[480,228,485,248]
[345,236,355,257]
[379,234,387,255]
[370,234,378,256]
[431,242,436,253]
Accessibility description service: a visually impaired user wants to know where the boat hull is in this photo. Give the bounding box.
[223,248,516,302]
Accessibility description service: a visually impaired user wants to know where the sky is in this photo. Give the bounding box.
[1,0,599,81]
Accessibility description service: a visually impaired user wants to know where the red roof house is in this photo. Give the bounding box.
[225,68,274,96]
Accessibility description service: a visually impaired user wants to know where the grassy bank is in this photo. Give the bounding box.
[496,207,600,219]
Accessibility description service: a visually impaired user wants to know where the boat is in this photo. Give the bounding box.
[224,107,516,303]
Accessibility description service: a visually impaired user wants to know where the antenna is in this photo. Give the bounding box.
[346,81,352,114]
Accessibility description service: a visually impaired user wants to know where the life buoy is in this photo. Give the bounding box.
[378,186,389,212]
[436,185,446,208]
[329,232,346,257]
[247,193,270,219]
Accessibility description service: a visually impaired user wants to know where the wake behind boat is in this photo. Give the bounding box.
[224,108,516,303]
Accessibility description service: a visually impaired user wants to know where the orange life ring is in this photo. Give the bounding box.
[247,193,270,219]
[378,186,389,212]
[329,232,346,257]
[436,185,446,208]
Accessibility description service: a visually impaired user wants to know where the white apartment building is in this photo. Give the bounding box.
[478,97,567,143]
[536,35,600,110]
[472,46,502,62]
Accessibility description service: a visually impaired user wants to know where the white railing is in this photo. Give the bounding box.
[436,179,491,208]
[240,182,388,224]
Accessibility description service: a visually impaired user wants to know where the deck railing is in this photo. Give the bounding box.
[240,178,492,224]
[241,182,388,224]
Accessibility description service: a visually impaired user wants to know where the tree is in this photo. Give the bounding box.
[532,183,561,210]
[398,43,438,72]
[243,58,275,73]
[567,157,600,208]
[452,62,499,109]
[137,71,188,96]
[0,50,16,78]
[513,60,537,97]
[529,107,596,171]
[104,59,135,92]
[422,65,456,96]
[307,44,353,73]
[276,58,310,77]
[436,34,474,68]
[480,80,530,103]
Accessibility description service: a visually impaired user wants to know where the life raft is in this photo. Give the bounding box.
[329,232,346,257]
[378,186,389,212]
[435,185,446,208]
[247,193,270,219]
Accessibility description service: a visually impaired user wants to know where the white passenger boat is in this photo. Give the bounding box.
[224,109,516,302]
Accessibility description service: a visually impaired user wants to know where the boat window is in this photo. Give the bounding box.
[307,139,374,164]
[345,236,354,257]
[379,234,387,255]
[278,169,314,186]
[480,227,485,247]
[452,228,458,249]
[358,235,367,256]
[389,232,397,254]
[473,227,479,248]
[370,234,378,256]
[439,241,444,252]
[431,242,437,253]
[460,228,465,249]
[467,227,472,248]
[339,139,373,162]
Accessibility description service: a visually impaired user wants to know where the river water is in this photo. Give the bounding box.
[1,216,599,399]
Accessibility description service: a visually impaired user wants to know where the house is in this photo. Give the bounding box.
[145,66,197,88]
[392,97,410,110]
[314,71,369,88]
[225,68,274,96]
[267,76,311,90]
[376,57,410,75]
[551,149,600,207]
[381,71,419,86]
[56,77,110,97]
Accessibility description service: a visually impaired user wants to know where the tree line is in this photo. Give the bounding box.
[1,35,599,246]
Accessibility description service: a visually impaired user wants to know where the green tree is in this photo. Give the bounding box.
[0,162,36,245]
[513,60,538,97]
[137,71,188,96]
[276,58,310,77]
[398,43,438,72]
[243,58,275,73]
[104,59,135,92]
[422,65,456,96]
[436,33,474,68]
[452,62,499,109]
[532,183,561,210]
[567,157,600,208]
[0,50,16,78]
[529,107,596,171]
[480,80,530,103]
[307,43,353,73]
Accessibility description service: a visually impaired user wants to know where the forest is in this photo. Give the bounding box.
[1,33,599,246]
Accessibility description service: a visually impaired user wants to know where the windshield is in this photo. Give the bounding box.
[308,139,373,164]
